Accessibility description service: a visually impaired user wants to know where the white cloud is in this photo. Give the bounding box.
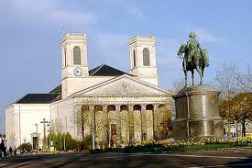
[50,10,97,27]
[97,0,144,18]
[96,33,128,50]
[10,0,56,13]
[194,28,220,43]
[126,5,144,18]
[7,0,97,29]
[157,38,181,66]
[156,37,185,88]
[93,33,129,68]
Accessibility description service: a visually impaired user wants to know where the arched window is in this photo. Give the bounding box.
[143,48,150,66]
[120,105,128,111]
[133,49,136,67]
[133,105,141,111]
[73,46,81,65]
[94,105,103,112]
[107,105,116,112]
[146,104,154,111]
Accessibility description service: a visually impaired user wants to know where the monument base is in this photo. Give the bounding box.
[174,85,224,140]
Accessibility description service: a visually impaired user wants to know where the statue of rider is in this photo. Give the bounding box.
[186,32,200,63]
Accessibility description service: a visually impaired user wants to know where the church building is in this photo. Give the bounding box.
[5,33,174,149]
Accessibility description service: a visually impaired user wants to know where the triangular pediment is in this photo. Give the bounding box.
[72,75,171,97]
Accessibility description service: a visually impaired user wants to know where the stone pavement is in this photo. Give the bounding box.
[0,149,252,168]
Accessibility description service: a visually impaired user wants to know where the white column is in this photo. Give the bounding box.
[133,105,142,145]
[153,104,158,141]
[128,105,134,145]
[90,105,95,150]
[116,105,121,146]
[141,104,145,143]
[103,105,109,148]
[74,104,82,139]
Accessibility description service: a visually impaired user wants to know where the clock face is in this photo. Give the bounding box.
[73,67,82,77]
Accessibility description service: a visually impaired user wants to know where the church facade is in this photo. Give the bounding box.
[5,33,174,149]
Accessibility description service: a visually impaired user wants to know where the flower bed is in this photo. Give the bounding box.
[90,137,252,154]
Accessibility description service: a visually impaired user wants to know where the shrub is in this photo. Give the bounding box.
[65,132,78,150]
[79,135,92,151]
[47,132,92,151]
[17,143,32,153]
[48,132,78,151]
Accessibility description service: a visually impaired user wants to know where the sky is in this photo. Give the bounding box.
[0,0,252,133]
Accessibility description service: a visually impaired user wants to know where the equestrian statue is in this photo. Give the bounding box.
[177,32,209,87]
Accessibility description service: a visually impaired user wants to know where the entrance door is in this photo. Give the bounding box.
[110,124,117,147]
[32,137,38,150]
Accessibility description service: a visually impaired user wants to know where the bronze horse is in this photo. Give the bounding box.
[177,36,209,87]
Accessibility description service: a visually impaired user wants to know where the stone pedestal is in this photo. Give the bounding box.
[174,85,224,139]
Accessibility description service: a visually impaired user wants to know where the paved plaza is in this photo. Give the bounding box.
[1,149,252,168]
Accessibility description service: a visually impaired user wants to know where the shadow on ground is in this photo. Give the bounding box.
[225,156,252,167]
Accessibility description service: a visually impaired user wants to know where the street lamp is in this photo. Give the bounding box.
[63,117,68,151]
[40,118,50,150]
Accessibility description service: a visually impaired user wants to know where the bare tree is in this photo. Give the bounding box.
[215,64,239,98]
[172,78,186,94]
[236,66,252,92]
[215,64,240,137]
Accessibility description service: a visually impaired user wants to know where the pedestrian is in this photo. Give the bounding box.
[9,147,13,157]
[2,135,7,157]
[0,134,2,158]
[14,148,17,156]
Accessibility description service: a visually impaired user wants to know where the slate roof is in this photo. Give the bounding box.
[49,85,61,96]
[15,64,130,104]
[15,94,58,104]
[89,64,130,76]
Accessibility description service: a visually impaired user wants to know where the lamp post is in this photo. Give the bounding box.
[40,118,50,150]
[34,123,39,150]
[63,117,68,151]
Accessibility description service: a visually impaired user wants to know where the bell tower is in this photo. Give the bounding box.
[61,33,88,79]
[61,33,89,98]
[128,36,159,86]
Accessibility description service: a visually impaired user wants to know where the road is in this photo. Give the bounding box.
[0,149,252,168]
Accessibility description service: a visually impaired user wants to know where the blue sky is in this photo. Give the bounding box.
[0,0,252,133]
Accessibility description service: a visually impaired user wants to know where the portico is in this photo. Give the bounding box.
[73,95,172,149]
